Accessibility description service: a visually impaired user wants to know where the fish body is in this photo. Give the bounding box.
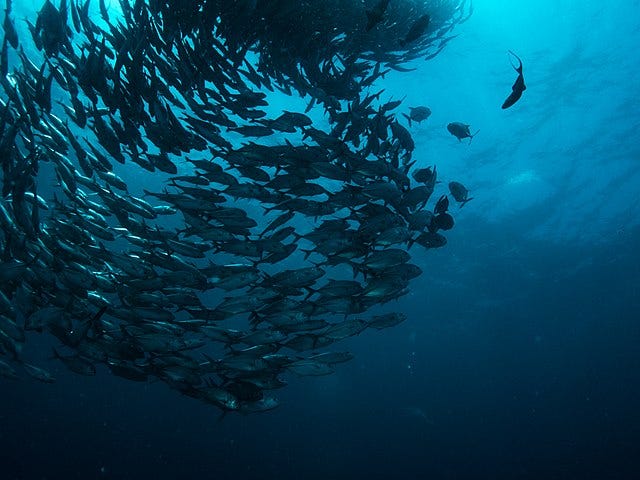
[447,122,479,143]
[403,106,431,127]
[448,181,473,207]
[400,14,430,47]
[502,50,526,109]
[365,0,390,31]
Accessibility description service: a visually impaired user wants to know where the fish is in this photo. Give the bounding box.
[431,212,454,231]
[0,359,18,379]
[308,351,354,364]
[2,0,19,49]
[0,0,472,414]
[0,314,25,342]
[228,125,274,137]
[0,37,7,77]
[238,396,279,414]
[23,363,56,383]
[412,166,437,186]
[403,106,431,127]
[501,50,526,109]
[365,0,390,31]
[288,360,335,376]
[448,181,473,207]
[447,122,479,143]
[367,313,407,330]
[434,194,449,214]
[410,231,447,249]
[52,349,96,376]
[400,14,430,47]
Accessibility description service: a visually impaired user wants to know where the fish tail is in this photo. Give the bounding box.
[508,50,523,72]
[348,260,360,279]
[402,113,412,128]
[469,130,480,144]
[304,97,315,114]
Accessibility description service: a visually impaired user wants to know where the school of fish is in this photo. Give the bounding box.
[0,0,476,413]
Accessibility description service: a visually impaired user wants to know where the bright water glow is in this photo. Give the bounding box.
[391,0,640,242]
[10,0,638,244]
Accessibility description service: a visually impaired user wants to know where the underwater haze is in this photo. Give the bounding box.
[2,0,640,479]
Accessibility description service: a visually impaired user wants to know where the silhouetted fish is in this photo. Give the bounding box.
[447,122,479,143]
[502,50,526,109]
[403,106,431,127]
[448,181,473,207]
[365,0,390,31]
[400,14,430,47]
[0,0,473,414]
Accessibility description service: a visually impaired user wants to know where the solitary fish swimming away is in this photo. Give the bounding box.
[501,50,526,109]
[447,122,479,144]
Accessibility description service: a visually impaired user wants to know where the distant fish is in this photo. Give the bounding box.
[447,122,479,144]
[52,349,96,376]
[3,0,19,49]
[501,50,526,109]
[365,0,390,31]
[0,36,7,77]
[434,194,449,215]
[448,181,473,207]
[400,14,430,47]
[403,106,431,127]
[0,0,470,414]
[0,359,18,379]
[23,363,56,383]
[412,166,436,184]
[432,212,454,231]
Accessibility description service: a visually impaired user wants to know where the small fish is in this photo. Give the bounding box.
[400,14,430,47]
[288,360,335,377]
[367,313,406,330]
[434,194,449,214]
[502,50,526,109]
[53,349,96,376]
[403,106,431,127]
[432,213,454,231]
[447,122,479,144]
[412,166,436,185]
[365,0,390,31]
[0,37,7,77]
[3,1,19,49]
[448,181,473,207]
[99,0,109,22]
[228,125,274,137]
[23,363,56,383]
[0,359,18,379]
[411,231,447,250]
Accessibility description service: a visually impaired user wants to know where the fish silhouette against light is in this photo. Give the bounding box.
[502,50,526,109]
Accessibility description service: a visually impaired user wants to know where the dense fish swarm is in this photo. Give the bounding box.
[0,0,470,413]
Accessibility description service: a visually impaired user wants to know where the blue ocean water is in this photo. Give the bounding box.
[2,0,640,479]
